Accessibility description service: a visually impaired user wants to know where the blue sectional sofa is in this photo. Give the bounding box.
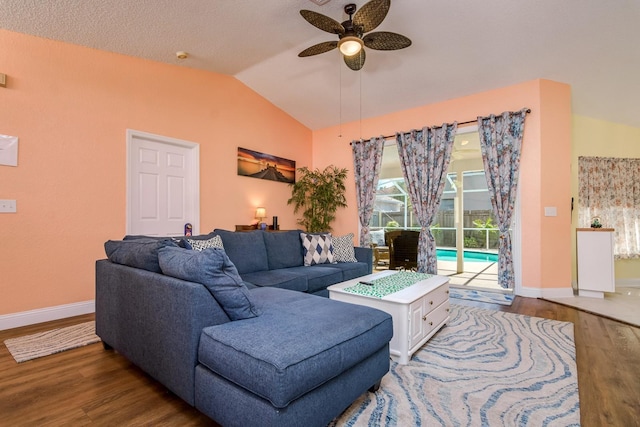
[95,229,391,426]
[212,229,372,296]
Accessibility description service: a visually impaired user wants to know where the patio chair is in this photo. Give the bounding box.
[386,230,420,270]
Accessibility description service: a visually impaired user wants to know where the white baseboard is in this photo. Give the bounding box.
[616,278,640,287]
[541,287,575,299]
[0,300,95,331]
[516,286,575,299]
[515,286,542,298]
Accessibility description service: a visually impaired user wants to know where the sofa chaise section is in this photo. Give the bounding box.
[195,287,392,427]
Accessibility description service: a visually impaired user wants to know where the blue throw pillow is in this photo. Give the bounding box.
[157,246,261,321]
[105,238,177,272]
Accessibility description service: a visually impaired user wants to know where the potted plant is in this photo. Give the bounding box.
[288,165,348,232]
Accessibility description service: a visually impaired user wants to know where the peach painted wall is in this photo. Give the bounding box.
[571,115,640,282]
[0,30,311,316]
[312,79,573,293]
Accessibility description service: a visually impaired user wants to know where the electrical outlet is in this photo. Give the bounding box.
[0,199,16,213]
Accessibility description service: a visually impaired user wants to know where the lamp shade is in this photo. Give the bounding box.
[255,207,266,219]
[338,36,363,56]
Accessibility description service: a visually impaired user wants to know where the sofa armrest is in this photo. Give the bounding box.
[95,259,230,405]
[354,246,373,274]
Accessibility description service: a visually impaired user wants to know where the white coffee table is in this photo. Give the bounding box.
[327,270,450,365]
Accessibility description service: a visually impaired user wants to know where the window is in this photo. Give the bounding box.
[369,131,497,251]
[578,156,640,259]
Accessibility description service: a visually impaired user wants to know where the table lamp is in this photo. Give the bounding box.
[255,207,267,230]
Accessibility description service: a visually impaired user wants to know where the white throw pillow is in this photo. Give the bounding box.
[370,229,385,246]
[185,235,224,251]
[333,233,358,263]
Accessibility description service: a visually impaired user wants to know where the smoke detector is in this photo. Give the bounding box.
[309,0,331,5]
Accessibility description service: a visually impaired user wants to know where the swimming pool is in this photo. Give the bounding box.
[436,249,498,263]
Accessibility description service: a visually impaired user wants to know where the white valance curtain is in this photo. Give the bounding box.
[578,156,640,259]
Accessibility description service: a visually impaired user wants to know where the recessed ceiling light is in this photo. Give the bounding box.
[309,0,331,5]
[176,51,188,60]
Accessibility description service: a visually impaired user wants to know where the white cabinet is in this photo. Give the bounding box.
[328,271,450,365]
[577,228,615,298]
[408,284,450,354]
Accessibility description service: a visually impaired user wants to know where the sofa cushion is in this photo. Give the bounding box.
[214,229,269,274]
[283,266,343,294]
[105,238,177,273]
[158,246,261,321]
[315,262,370,282]
[240,269,308,292]
[332,233,358,263]
[300,233,335,266]
[262,230,304,269]
[198,287,393,408]
[183,235,224,251]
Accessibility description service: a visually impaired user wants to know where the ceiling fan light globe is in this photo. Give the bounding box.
[338,36,363,56]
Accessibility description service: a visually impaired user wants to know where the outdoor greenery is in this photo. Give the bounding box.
[288,165,348,232]
[465,217,499,248]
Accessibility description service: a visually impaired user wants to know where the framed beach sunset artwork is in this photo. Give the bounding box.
[237,147,296,184]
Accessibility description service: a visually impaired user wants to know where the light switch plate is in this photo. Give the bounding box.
[544,206,557,217]
[0,199,16,213]
[0,134,18,166]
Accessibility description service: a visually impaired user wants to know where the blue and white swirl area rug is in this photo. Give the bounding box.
[449,288,515,306]
[331,305,580,426]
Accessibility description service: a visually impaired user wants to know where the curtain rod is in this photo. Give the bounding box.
[350,108,531,145]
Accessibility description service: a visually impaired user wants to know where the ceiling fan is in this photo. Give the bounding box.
[298,0,411,71]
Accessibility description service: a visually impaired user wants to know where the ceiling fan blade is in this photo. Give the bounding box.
[298,41,338,57]
[300,10,345,35]
[363,31,412,50]
[353,0,391,33]
[344,49,366,71]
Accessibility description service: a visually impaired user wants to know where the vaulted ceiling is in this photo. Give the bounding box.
[2,0,638,130]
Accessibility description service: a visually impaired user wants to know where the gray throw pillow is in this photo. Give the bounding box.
[158,246,260,321]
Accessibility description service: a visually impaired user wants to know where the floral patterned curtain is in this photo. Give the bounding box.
[396,124,457,274]
[352,137,385,246]
[578,156,640,259]
[477,108,528,289]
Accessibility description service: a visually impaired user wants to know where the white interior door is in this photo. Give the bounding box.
[127,129,199,237]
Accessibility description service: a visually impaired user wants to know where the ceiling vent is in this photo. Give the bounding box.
[309,0,331,5]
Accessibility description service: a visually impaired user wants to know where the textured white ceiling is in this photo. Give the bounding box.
[2,0,639,130]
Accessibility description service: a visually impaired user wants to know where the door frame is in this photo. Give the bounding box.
[126,129,200,236]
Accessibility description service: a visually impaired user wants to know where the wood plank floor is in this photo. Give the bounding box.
[1,297,639,426]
